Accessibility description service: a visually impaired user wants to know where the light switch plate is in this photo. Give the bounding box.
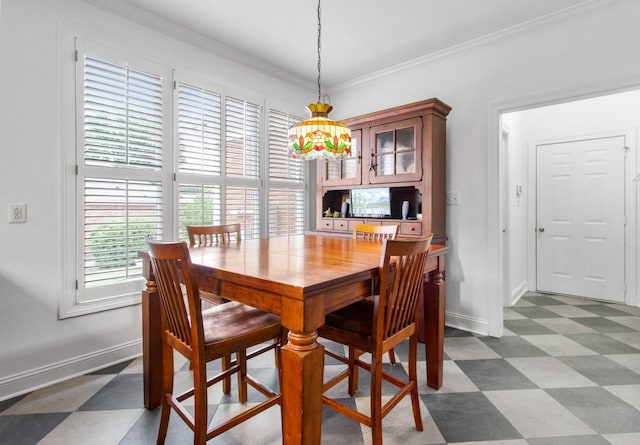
[8,203,27,223]
[446,191,460,206]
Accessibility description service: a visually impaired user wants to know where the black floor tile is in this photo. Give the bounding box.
[479,335,549,358]
[0,412,71,445]
[558,355,640,386]
[423,391,521,443]
[88,359,136,375]
[547,386,640,434]
[504,319,557,335]
[510,306,564,319]
[521,295,567,306]
[570,317,636,333]
[0,394,27,414]
[566,333,640,354]
[579,304,632,317]
[79,373,144,411]
[455,359,538,391]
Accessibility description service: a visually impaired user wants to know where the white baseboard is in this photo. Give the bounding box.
[445,311,489,336]
[507,281,528,307]
[0,340,142,402]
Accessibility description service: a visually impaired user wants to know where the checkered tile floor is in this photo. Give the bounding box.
[2,291,640,444]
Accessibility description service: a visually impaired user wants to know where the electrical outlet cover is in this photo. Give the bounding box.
[8,203,27,223]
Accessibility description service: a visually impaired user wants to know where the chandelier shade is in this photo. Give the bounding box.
[288,102,352,160]
[288,0,352,161]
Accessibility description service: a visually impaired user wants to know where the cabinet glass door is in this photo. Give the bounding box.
[369,118,422,183]
[322,129,361,186]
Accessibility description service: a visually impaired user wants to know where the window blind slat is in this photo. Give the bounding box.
[267,109,304,181]
[225,97,260,178]
[81,54,164,290]
[83,178,162,286]
[177,83,222,175]
[83,55,163,169]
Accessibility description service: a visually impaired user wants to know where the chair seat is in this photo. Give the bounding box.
[324,300,373,335]
[321,299,375,353]
[202,301,281,357]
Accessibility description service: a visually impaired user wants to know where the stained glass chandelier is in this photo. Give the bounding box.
[288,0,351,160]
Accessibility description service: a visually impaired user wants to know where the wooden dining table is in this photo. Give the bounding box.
[139,234,447,445]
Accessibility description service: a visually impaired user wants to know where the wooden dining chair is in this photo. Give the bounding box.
[352,223,399,241]
[353,222,400,365]
[319,236,433,445]
[147,241,283,445]
[187,223,241,247]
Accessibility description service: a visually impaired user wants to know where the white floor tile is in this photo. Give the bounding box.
[605,385,640,411]
[485,389,594,438]
[3,375,115,414]
[37,409,143,445]
[521,334,598,356]
[444,337,501,360]
[602,432,640,444]
[507,357,596,389]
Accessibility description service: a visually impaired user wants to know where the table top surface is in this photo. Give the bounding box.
[186,234,446,298]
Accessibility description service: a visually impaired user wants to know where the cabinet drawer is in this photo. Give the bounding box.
[320,219,334,230]
[334,219,350,232]
[399,222,422,236]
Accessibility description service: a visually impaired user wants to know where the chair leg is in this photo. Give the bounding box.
[370,350,384,445]
[237,349,248,404]
[408,335,423,432]
[348,347,359,396]
[388,348,397,365]
[192,359,209,445]
[157,341,174,445]
[221,354,232,394]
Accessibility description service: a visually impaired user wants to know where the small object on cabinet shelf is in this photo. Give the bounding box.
[333,211,341,218]
[402,201,410,220]
[324,207,333,217]
[341,201,349,218]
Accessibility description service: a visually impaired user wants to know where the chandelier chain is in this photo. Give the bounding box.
[317,0,322,102]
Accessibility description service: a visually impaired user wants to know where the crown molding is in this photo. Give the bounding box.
[83,0,314,91]
[331,0,634,93]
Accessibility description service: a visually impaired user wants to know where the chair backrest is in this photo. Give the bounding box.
[353,223,398,241]
[375,235,433,342]
[187,223,242,247]
[147,241,203,353]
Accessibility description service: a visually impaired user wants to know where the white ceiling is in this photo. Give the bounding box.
[119,0,589,88]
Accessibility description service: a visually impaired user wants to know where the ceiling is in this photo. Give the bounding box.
[119,0,590,89]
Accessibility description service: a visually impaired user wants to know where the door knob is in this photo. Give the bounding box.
[538,227,545,233]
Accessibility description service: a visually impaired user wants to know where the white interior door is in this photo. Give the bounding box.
[536,136,626,302]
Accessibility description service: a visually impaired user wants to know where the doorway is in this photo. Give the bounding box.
[499,89,639,314]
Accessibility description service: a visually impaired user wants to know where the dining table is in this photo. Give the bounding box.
[139,234,447,445]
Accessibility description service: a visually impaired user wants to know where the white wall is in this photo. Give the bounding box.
[0,0,310,400]
[500,112,528,306]
[503,90,640,305]
[330,1,640,335]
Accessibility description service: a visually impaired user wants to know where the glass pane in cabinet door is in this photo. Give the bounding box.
[326,161,341,180]
[396,127,415,151]
[342,158,357,179]
[397,151,415,174]
[376,153,395,176]
[376,131,394,153]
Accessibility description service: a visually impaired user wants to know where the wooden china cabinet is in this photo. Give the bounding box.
[316,98,451,244]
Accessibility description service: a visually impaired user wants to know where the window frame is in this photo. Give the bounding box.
[60,32,310,318]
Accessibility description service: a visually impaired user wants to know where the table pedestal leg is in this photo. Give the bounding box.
[142,279,163,409]
[280,331,324,445]
[424,268,445,389]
